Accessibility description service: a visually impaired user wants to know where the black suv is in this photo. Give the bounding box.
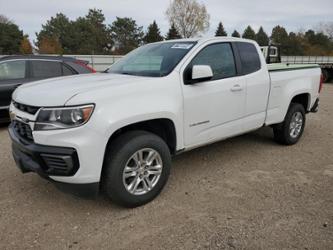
[0,55,96,122]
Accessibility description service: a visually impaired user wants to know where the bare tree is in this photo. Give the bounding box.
[0,15,11,24]
[316,22,333,39]
[165,0,210,38]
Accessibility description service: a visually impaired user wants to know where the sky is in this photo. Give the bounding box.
[1,0,333,43]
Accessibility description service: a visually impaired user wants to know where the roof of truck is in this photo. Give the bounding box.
[154,37,256,45]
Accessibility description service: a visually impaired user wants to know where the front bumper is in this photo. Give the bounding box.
[9,124,79,177]
[8,124,99,198]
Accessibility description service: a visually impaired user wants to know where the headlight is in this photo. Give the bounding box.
[35,104,94,130]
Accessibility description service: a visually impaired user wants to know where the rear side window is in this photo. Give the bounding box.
[62,64,75,76]
[236,42,261,75]
[191,43,236,80]
[65,61,89,74]
[31,60,62,78]
[0,60,26,80]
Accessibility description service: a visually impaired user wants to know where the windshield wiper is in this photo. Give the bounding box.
[120,72,136,76]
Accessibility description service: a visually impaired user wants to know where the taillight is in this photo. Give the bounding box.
[319,74,324,93]
[74,60,96,73]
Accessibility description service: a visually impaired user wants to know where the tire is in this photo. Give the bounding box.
[102,130,171,207]
[273,103,306,145]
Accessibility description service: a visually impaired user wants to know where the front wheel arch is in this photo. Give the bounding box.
[104,118,177,158]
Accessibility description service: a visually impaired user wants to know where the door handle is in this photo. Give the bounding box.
[230,84,243,92]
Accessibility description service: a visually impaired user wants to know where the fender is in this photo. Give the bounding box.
[104,112,183,151]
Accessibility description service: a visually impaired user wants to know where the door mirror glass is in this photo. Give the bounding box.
[191,65,213,82]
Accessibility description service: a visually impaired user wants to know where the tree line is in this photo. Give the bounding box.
[0,10,183,55]
[216,22,333,56]
[1,0,332,56]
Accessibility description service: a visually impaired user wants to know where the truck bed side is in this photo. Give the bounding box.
[265,66,321,126]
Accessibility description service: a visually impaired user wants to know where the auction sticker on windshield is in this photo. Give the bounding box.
[171,43,194,49]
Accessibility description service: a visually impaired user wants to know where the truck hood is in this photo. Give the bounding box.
[13,73,152,107]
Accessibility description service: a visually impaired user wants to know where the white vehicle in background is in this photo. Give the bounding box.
[261,45,281,63]
[9,37,322,207]
[261,45,333,82]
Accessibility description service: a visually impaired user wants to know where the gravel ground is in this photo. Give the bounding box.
[0,84,332,250]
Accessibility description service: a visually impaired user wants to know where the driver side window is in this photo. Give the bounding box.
[189,43,237,81]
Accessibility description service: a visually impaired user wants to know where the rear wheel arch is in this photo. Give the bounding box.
[271,92,310,129]
[273,103,306,145]
[289,93,310,112]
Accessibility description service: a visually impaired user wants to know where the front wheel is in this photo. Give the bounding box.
[102,131,171,207]
[273,103,306,145]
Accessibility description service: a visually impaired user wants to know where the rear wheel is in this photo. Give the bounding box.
[273,103,306,145]
[102,131,171,207]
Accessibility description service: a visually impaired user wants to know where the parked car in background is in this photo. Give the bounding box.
[0,55,96,123]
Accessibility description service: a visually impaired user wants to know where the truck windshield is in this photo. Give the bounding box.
[107,42,196,77]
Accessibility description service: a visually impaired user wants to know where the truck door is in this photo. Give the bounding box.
[182,42,246,147]
[235,42,270,131]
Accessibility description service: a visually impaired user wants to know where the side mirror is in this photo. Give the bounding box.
[191,65,213,83]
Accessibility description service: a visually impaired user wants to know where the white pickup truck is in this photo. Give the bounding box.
[8,37,322,207]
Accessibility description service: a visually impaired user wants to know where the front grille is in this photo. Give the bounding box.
[13,120,33,141]
[13,101,40,115]
[41,154,76,176]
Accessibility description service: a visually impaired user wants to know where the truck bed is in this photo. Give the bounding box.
[265,65,321,126]
[267,63,320,72]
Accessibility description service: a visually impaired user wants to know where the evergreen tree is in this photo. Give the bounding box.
[242,25,256,40]
[144,21,164,43]
[35,13,73,53]
[271,25,289,54]
[303,30,332,56]
[305,29,331,48]
[288,32,304,55]
[271,25,289,45]
[110,17,144,54]
[72,9,112,54]
[0,17,23,54]
[36,10,112,54]
[215,22,227,36]
[166,23,182,40]
[231,30,240,38]
[255,26,269,46]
